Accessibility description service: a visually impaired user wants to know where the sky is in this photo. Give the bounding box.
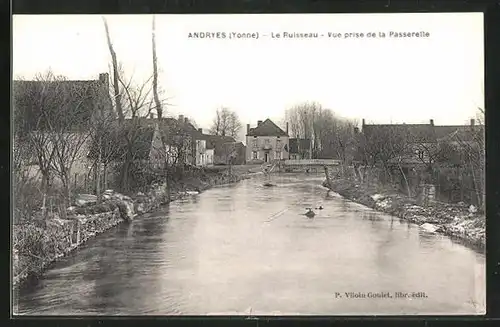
[13,13,484,140]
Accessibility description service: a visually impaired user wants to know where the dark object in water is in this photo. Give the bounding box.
[263,182,275,187]
[315,205,324,210]
[304,208,316,218]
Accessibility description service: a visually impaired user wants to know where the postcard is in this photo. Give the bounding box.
[12,12,485,316]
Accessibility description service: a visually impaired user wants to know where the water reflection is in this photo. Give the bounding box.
[15,174,485,315]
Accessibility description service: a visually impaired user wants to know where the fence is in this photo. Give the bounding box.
[284,159,342,166]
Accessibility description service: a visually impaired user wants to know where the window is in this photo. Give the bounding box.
[252,139,258,148]
[265,138,270,145]
[276,139,282,149]
[276,151,281,159]
[252,151,258,159]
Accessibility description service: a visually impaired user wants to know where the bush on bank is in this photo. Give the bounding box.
[323,177,485,250]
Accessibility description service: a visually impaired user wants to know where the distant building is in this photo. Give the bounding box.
[13,73,113,178]
[289,138,312,160]
[245,118,290,163]
[360,118,483,167]
[201,134,246,165]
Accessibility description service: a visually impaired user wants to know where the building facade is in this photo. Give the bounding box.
[245,119,290,163]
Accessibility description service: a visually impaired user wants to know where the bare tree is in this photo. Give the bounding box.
[13,71,96,216]
[227,111,242,139]
[151,15,164,121]
[209,107,242,138]
[87,96,119,202]
[117,74,156,192]
[102,16,124,123]
[358,124,409,187]
[450,109,485,210]
[330,119,357,176]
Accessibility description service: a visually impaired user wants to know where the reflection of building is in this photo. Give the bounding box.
[245,119,289,163]
[289,138,312,160]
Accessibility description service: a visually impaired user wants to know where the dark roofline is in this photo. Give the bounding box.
[246,118,288,137]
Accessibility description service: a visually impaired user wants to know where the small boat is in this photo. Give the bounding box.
[263,182,275,187]
[315,205,324,210]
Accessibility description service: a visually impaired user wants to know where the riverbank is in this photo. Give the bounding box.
[13,167,248,289]
[323,178,485,251]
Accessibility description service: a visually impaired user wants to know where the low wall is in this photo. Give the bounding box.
[13,183,167,288]
[13,169,246,289]
[322,177,485,251]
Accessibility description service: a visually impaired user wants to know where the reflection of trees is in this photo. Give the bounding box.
[374,221,398,275]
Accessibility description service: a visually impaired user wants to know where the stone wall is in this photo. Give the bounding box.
[13,183,168,288]
[13,170,247,288]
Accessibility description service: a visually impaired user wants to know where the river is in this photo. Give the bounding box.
[13,173,485,316]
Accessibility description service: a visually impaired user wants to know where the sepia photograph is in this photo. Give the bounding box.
[12,13,485,316]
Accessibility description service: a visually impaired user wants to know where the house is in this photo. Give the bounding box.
[13,73,113,180]
[220,141,246,165]
[359,118,483,167]
[201,134,245,165]
[289,138,312,160]
[245,118,290,163]
[88,114,210,169]
[153,114,206,167]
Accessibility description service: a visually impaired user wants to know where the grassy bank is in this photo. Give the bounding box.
[13,166,247,289]
[323,178,485,251]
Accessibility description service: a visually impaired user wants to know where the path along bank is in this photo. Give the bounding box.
[322,174,485,251]
[13,167,251,289]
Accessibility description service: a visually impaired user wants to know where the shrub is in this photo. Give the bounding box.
[92,203,112,213]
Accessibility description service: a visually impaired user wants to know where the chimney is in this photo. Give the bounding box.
[286,122,289,135]
[471,118,475,126]
[257,120,263,126]
[362,119,366,127]
[185,117,189,124]
[198,128,203,133]
[246,124,250,134]
[178,114,184,122]
[430,119,434,126]
[98,73,109,93]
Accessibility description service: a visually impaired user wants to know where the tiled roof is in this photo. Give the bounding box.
[362,124,436,143]
[361,122,483,147]
[202,134,236,150]
[13,76,113,135]
[88,116,208,162]
[434,125,482,142]
[247,118,288,137]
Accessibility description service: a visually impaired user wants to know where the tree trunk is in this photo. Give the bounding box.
[324,166,332,186]
[151,15,163,120]
[61,172,71,219]
[469,156,481,208]
[95,141,102,203]
[103,163,108,190]
[121,159,131,193]
[397,163,412,197]
[102,17,124,123]
[40,171,49,218]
